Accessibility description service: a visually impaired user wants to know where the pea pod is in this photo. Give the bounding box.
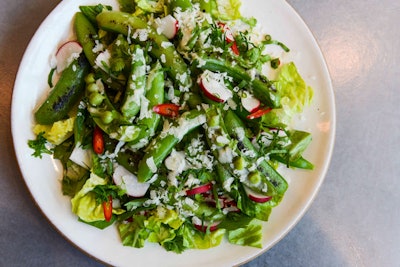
[79,5,112,25]
[224,110,288,196]
[75,12,125,91]
[35,54,90,125]
[85,78,143,142]
[192,57,280,108]
[96,11,192,91]
[74,12,98,66]
[204,107,278,198]
[137,110,206,182]
[169,0,192,11]
[127,62,165,150]
[121,46,147,120]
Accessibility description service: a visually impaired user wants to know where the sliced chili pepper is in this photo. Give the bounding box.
[246,107,272,120]
[218,22,239,55]
[92,126,105,154]
[153,103,180,118]
[102,195,113,222]
[230,42,240,55]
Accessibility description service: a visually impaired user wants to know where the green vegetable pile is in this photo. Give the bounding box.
[28,0,314,253]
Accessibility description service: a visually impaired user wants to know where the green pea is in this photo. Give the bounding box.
[248,172,261,185]
[233,157,246,170]
[86,82,99,93]
[85,73,96,84]
[101,110,114,124]
[89,92,104,106]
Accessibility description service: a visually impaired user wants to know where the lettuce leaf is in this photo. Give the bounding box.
[181,224,226,250]
[118,215,150,248]
[213,0,242,20]
[227,219,262,248]
[71,173,107,222]
[262,62,313,127]
[33,117,75,145]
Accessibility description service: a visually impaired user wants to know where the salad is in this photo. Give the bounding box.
[28,0,314,253]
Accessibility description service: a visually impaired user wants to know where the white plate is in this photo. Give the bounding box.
[11,0,335,266]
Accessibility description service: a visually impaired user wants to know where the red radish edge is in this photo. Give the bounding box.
[241,93,261,113]
[194,221,220,232]
[218,22,239,55]
[155,15,179,39]
[199,71,233,103]
[244,186,272,203]
[186,183,213,196]
[55,41,82,73]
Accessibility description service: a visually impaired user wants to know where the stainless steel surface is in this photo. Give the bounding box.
[1,0,399,266]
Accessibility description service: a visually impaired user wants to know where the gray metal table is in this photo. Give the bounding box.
[1,0,399,266]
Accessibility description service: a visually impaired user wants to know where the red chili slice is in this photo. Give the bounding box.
[218,22,239,55]
[102,196,113,222]
[92,126,104,154]
[153,103,180,118]
[246,107,272,120]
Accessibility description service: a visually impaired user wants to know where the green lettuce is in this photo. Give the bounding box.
[71,173,107,222]
[227,219,262,248]
[118,215,150,248]
[209,0,242,20]
[262,62,313,127]
[118,207,226,252]
[181,224,226,249]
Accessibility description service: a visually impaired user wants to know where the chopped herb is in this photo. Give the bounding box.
[28,132,53,158]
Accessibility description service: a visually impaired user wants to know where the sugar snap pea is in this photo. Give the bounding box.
[127,62,165,150]
[96,11,192,91]
[75,12,98,67]
[85,77,143,142]
[204,107,278,197]
[35,54,90,125]
[224,110,288,196]
[121,46,146,120]
[79,5,112,26]
[193,57,281,108]
[137,110,206,182]
[169,0,193,11]
[75,12,125,91]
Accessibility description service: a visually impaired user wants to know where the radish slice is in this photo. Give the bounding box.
[244,186,272,203]
[154,15,179,39]
[193,220,221,232]
[69,144,93,169]
[113,165,150,197]
[218,22,239,55]
[55,41,82,73]
[199,70,233,103]
[186,183,212,196]
[241,93,261,113]
[217,22,234,42]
